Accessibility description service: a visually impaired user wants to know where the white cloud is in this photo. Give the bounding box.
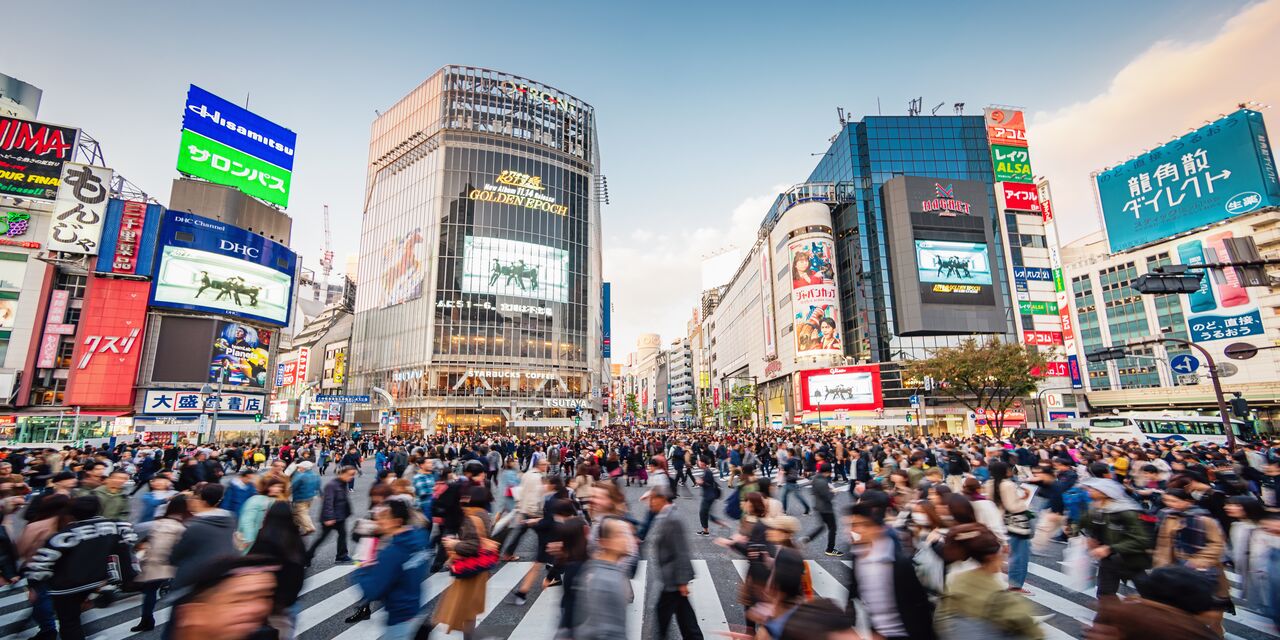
[604,185,787,358]
[1030,0,1280,244]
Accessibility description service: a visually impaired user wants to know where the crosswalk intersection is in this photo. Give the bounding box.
[1,549,1277,639]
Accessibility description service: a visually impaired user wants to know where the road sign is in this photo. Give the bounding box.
[909,394,920,408]
[315,394,371,403]
[1170,354,1200,374]
[1224,342,1259,360]
[1177,374,1200,385]
[1215,362,1240,378]
[1045,392,1064,408]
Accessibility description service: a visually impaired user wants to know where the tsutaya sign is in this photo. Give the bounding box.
[920,182,971,216]
[468,169,568,215]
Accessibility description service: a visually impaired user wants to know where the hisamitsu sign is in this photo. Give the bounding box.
[182,85,296,171]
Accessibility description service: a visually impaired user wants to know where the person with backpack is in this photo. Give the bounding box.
[1077,477,1153,600]
[1154,488,1231,636]
[779,451,810,515]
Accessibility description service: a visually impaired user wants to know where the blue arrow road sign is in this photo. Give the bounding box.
[1170,354,1200,374]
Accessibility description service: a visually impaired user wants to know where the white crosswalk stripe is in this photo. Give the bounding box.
[0,555,1274,640]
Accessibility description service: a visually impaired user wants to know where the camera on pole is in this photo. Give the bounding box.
[1132,265,1205,295]
[1086,347,1128,363]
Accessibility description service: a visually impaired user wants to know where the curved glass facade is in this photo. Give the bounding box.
[351,67,603,430]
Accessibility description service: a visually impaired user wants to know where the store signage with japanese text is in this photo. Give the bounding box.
[467,169,568,216]
[1013,266,1053,282]
[1001,182,1042,213]
[48,163,112,255]
[65,278,150,406]
[112,201,147,274]
[36,290,70,368]
[1018,300,1058,315]
[1022,330,1063,346]
[0,116,79,201]
[991,144,1033,183]
[143,389,266,415]
[984,108,1028,148]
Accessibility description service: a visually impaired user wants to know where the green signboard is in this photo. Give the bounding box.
[1019,300,1058,315]
[176,130,292,207]
[1052,267,1065,292]
[991,144,1033,183]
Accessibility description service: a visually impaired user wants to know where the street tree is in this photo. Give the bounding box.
[726,384,758,427]
[624,393,639,418]
[906,337,1045,438]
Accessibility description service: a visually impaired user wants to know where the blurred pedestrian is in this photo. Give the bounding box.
[132,494,190,632]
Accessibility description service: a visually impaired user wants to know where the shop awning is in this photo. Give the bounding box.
[17,410,131,418]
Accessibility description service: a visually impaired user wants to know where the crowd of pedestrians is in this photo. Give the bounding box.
[0,426,1276,639]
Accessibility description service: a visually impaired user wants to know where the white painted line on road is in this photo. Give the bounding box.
[427,561,530,639]
[627,561,647,640]
[806,561,848,603]
[331,571,453,640]
[687,559,730,636]
[509,584,562,638]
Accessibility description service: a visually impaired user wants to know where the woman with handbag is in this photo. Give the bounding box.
[433,486,498,640]
[986,461,1034,594]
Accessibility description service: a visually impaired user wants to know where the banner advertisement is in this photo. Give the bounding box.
[1001,182,1042,212]
[760,248,776,359]
[799,365,883,412]
[462,235,569,303]
[48,163,113,255]
[602,282,612,358]
[150,210,297,326]
[182,85,297,172]
[94,199,163,275]
[1019,300,1058,315]
[984,108,1028,148]
[991,144,1033,183]
[143,389,265,416]
[111,201,146,274]
[176,129,291,208]
[374,227,425,309]
[330,347,347,385]
[0,116,79,200]
[1096,109,1280,252]
[1179,232,1265,342]
[788,238,843,357]
[1012,266,1053,282]
[64,278,150,406]
[210,321,271,388]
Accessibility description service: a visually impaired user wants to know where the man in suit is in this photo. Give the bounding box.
[648,484,702,640]
[844,497,936,640]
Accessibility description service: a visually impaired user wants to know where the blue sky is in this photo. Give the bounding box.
[3,0,1268,354]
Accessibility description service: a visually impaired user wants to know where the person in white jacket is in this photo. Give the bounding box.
[986,461,1034,593]
[501,457,548,561]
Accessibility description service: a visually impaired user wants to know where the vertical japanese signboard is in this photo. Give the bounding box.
[112,201,147,274]
[1039,180,1083,388]
[760,247,777,359]
[1095,109,1280,252]
[984,108,1028,148]
[48,163,113,255]
[36,289,70,368]
[65,278,150,406]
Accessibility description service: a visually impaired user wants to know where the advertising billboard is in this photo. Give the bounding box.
[1179,232,1265,343]
[374,227,425,309]
[984,108,1028,148]
[462,236,569,303]
[150,210,297,326]
[177,85,295,208]
[0,116,78,201]
[915,240,995,304]
[759,248,777,359]
[1001,182,1042,213]
[210,321,271,388]
[143,389,265,416]
[1096,109,1280,253]
[602,282,612,358]
[48,163,112,255]
[799,366,883,412]
[64,277,150,407]
[991,144,1033,183]
[95,199,163,275]
[787,238,843,357]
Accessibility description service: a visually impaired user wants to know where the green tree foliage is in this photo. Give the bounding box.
[906,337,1045,437]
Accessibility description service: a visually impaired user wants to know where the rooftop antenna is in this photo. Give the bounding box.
[908,97,922,116]
[930,102,945,116]
[836,107,847,126]
[877,97,882,115]
[953,102,965,115]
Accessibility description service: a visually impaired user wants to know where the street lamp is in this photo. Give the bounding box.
[474,386,484,431]
[201,364,228,444]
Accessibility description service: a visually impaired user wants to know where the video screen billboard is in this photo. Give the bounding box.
[915,239,996,306]
[1096,109,1280,253]
[462,236,568,303]
[210,321,271,388]
[0,116,79,201]
[150,211,297,326]
[799,366,883,412]
[788,238,843,357]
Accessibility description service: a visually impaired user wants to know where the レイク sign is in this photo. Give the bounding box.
[991,145,1033,183]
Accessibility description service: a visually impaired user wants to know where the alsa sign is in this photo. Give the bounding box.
[921,183,971,216]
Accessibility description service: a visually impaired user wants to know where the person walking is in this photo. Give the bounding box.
[353,499,428,640]
[799,462,841,556]
[237,476,288,549]
[307,466,356,565]
[290,461,321,536]
[502,457,548,561]
[169,483,237,591]
[93,469,131,521]
[987,460,1034,593]
[844,498,936,640]
[647,484,702,640]
[780,451,810,515]
[248,501,307,638]
[131,494,190,632]
[434,486,496,640]
[573,516,636,640]
[1154,488,1231,636]
[934,523,1043,639]
[1077,477,1153,600]
[695,455,726,536]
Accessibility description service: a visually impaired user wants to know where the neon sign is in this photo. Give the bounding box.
[500,81,580,115]
[920,183,971,216]
[468,169,568,216]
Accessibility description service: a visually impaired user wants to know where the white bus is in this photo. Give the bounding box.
[1078,412,1254,445]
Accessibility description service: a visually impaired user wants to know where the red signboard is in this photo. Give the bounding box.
[64,277,150,406]
[1032,361,1070,377]
[1022,330,1063,346]
[112,200,147,274]
[984,108,1028,147]
[1001,182,1042,213]
[798,365,883,412]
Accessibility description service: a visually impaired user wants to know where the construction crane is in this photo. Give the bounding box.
[317,205,335,301]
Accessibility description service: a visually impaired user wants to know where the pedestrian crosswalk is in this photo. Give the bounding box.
[0,554,1276,639]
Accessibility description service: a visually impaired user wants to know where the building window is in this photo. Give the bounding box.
[56,273,87,299]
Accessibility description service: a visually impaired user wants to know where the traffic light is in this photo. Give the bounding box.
[1230,393,1251,418]
[1132,266,1204,294]
[253,413,263,423]
[1086,347,1128,363]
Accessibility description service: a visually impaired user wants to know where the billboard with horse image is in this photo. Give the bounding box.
[461,236,568,303]
[150,211,297,326]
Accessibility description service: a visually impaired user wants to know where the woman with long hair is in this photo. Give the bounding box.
[248,500,307,637]
[131,495,191,632]
[935,523,1043,638]
[986,460,1034,594]
[434,486,496,640]
[237,476,287,549]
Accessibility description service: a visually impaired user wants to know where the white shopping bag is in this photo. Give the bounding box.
[1063,535,1096,592]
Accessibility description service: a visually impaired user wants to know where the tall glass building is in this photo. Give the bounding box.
[350,66,605,432]
[771,115,1016,408]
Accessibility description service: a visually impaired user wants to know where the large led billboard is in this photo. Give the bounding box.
[375,227,425,309]
[150,211,297,326]
[915,239,995,305]
[799,366,883,412]
[210,321,271,388]
[176,85,296,208]
[461,236,568,303]
[1096,109,1280,253]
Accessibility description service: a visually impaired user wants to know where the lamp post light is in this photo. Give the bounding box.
[201,365,228,444]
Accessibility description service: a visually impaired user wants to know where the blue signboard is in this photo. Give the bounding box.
[315,394,371,404]
[1187,309,1264,343]
[150,210,297,326]
[602,282,612,359]
[1170,354,1200,374]
[1048,411,1077,421]
[1096,109,1280,253]
[94,198,164,275]
[182,85,297,171]
[1012,266,1053,281]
